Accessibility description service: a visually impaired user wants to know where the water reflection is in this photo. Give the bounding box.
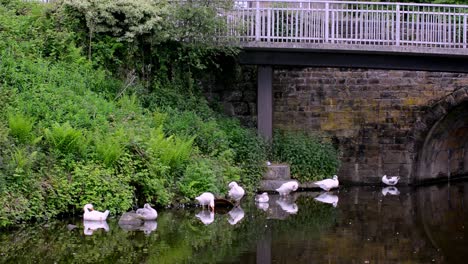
[276,197,298,214]
[228,206,245,225]
[381,186,400,196]
[314,192,339,207]
[118,219,157,235]
[195,210,214,225]
[83,220,109,236]
[256,202,269,211]
[1,183,468,263]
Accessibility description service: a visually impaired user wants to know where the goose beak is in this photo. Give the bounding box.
[209,205,215,212]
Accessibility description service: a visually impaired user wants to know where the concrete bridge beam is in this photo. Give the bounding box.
[257,65,273,140]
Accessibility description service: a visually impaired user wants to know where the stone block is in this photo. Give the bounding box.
[263,164,291,180]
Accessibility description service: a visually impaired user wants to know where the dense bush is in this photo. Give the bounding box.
[271,130,340,182]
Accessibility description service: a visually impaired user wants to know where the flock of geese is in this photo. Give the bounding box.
[80,174,400,235]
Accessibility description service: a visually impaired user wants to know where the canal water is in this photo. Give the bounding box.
[1,181,467,263]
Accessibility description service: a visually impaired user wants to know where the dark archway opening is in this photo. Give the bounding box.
[416,102,468,183]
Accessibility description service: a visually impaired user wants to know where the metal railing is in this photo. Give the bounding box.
[227,0,468,49]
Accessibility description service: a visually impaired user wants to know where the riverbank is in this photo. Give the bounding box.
[0,0,339,227]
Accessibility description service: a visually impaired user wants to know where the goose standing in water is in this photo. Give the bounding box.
[382,175,400,186]
[255,192,269,203]
[136,203,158,220]
[276,181,299,196]
[314,175,339,192]
[195,192,215,211]
[314,192,339,207]
[83,204,109,221]
[228,182,245,202]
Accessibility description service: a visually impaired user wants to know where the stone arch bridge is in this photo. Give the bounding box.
[216,0,468,185]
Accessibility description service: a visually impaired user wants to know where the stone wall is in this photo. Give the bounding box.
[204,65,258,128]
[272,67,468,184]
[207,66,468,184]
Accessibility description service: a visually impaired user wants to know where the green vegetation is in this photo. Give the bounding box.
[0,0,339,227]
[271,130,340,182]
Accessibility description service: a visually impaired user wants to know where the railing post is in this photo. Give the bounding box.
[255,1,261,41]
[464,14,467,48]
[267,8,271,42]
[325,2,330,42]
[396,4,401,46]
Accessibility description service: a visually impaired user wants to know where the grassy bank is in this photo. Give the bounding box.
[0,0,339,227]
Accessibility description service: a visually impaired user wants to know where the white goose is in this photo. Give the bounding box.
[276,181,299,196]
[83,204,109,221]
[136,203,158,220]
[227,206,245,225]
[382,186,400,196]
[314,192,339,207]
[228,182,245,201]
[255,192,269,203]
[195,192,215,211]
[382,175,400,186]
[314,175,339,192]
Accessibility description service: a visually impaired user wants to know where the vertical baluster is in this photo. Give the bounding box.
[464,13,467,48]
[331,3,336,43]
[354,3,356,43]
[255,1,260,41]
[341,2,345,43]
[396,4,401,46]
[299,5,302,42]
[275,6,279,41]
[267,7,271,42]
[325,2,329,43]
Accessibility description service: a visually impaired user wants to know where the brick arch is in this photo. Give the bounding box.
[410,87,468,184]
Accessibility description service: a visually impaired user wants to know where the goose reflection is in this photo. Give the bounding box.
[140,221,157,235]
[196,210,215,225]
[314,192,339,207]
[382,186,400,196]
[256,202,269,211]
[276,198,299,214]
[83,220,109,236]
[228,206,244,225]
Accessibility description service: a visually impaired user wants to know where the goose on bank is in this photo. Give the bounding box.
[276,181,299,196]
[136,203,158,220]
[195,192,215,211]
[314,175,339,192]
[382,175,400,186]
[255,192,269,203]
[228,182,245,201]
[83,204,109,221]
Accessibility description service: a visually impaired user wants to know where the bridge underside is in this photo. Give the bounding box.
[239,48,468,73]
[244,48,468,141]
